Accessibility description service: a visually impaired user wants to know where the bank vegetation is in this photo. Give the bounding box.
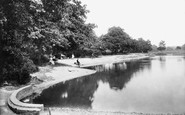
[0,0,158,86]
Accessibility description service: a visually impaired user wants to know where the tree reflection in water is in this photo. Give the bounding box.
[32,59,151,109]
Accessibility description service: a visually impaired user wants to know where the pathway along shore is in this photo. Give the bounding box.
[1,53,149,115]
[33,53,149,94]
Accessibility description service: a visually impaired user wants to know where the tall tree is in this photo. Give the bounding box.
[101,26,131,54]
[0,0,39,85]
[0,0,94,85]
[100,26,152,54]
[152,45,158,51]
[40,0,95,57]
[157,40,166,51]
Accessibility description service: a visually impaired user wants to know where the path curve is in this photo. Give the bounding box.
[8,85,43,114]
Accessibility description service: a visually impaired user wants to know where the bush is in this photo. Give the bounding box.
[0,51,38,85]
[31,54,50,65]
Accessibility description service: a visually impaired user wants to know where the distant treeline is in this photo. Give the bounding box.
[0,0,152,85]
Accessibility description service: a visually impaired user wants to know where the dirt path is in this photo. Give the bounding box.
[58,53,148,67]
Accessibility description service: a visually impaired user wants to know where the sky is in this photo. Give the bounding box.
[80,0,185,46]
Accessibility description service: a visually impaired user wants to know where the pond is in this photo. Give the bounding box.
[30,56,185,114]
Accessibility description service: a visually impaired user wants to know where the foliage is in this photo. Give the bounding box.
[157,40,166,51]
[181,44,185,50]
[151,45,158,51]
[166,46,175,51]
[136,38,152,53]
[0,0,94,85]
[99,27,152,54]
[0,0,153,85]
[176,46,181,50]
[0,0,39,85]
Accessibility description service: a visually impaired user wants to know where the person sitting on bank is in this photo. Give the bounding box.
[74,59,80,66]
[76,59,80,65]
[77,59,80,66]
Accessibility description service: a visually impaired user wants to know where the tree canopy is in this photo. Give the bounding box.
[157,40,166,51]
[99,27,152,54]
[0,0,95,85]
[0,1,152,85]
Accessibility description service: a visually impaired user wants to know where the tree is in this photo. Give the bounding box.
[99,26,152,54]
[136,38,152,53]
[100,26,131,54]
[0,0,94,85]
[176,46,181,50]
[40,0,96,58]
[157,40,166,51]
[107,27,130,39]
[182,44,185,51]
[0,0,39,85]
[152,45,158,51]
[166,46,175,51]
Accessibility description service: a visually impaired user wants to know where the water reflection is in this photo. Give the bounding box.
[159,56,166,62]
[31,59,151,109]
[158,56,166,69]
[29,57,185,113]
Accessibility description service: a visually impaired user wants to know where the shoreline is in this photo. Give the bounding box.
[33,53,149,93]
[33,66,97,94]
[57,53,149,67]
[1,53,150,114]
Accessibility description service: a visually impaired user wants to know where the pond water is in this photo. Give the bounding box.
[31,56,185,114]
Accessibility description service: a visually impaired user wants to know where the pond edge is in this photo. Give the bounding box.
[8,55,150,114]
[8,85,44,114]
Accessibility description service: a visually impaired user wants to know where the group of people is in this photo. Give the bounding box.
[49,54,81,67]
